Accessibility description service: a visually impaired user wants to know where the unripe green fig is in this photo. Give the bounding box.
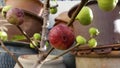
[30,41,38,48]
[88,38,97,48]
[89,27,100,37]
[1,5,12,18]
[45,41,49,47]
[97,0,118,11]
[50,7,57,14]
[76,35,86,45]
[33,33,41,40]
[76,6,93,25]
[0,31,8,41]
[6,8,24,25]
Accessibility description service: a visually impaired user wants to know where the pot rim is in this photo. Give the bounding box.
[18,54,64,65]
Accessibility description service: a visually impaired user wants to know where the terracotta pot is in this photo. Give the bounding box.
[1,0,43,41]
[5,0,43,15]
[54,11,71,26]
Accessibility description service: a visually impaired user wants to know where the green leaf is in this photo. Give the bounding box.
[11,35,26,41]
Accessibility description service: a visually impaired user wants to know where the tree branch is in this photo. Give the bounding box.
[40,0,50,50]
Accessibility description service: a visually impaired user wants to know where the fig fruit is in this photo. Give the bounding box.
[1,5,12,18]
[48,24,75,50]
[0,31,8,41]
[50,7,57,14]
[30,41,38,49]
[88,38,97,48]
[6,8,24,25]
[97,0,118,11]
[89,27,100,37]
[33,33,41,40]
[76,35,86,45]
[76,6,93,25]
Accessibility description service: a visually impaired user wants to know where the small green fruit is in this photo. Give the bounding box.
[0,31,8,41]
[2,5,12,18]
[45,41,49,47]
[76,6,93,25]
[33,33,41,40]
[97,0,118,11]
[30,41,38,48]
[50,7,57,14]
[76,35,86,45]
[89,27,100,37]
[88,38,97,48]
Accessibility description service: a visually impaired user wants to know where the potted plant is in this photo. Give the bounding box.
[0,0,120,68]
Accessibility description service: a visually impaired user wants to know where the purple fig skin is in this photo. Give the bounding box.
[6,8,24,25]
[48,24,75,50]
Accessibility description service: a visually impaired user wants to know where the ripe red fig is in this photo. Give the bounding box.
[6,8,24,25]
[48,24,75,50]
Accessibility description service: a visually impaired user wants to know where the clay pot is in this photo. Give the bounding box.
[5,0,43,15]
[2,0,43,41]
[54,11,71,26]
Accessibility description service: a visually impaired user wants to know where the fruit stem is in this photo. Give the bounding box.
[67,0,88,26]
[50,4,58,9]
[0,40,23,68]
[40,0,50,51]
[16,25,40,52]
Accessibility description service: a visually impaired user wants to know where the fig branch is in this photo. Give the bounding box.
[67,0,88,26]
[0,40,23,68]
[40,0,50,51]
